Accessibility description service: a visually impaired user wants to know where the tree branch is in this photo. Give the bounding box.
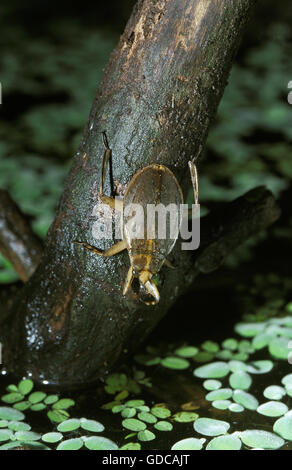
[2,0,260,388]
[0,190,42,282]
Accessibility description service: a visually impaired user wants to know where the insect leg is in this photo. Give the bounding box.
[99,131,123,212]
[163,258,175,269]
[123,266,134,296]
[74,239,127,257]
[188,161,199,205]
[144,280,160,305]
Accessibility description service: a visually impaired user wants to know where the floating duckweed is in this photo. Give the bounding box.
[257,401,288,417]
[232,352,249,361]
[285,385,292,397]
[194,418,230,437]
[268,337,289,360]
[125,400,144,407]
[201,341,220,353]
[216,350,232,360]
[238,340,254,353]
[205,388,233,402]
[235,323,266,338]
[120,442,141,450]
[174,346,198,358]
[194,362,230,379]
[137,430,156,442]
[42,432,63,443]
[263,386,286,400]
[151,407,171,419]
[246,360,274,374]
[52,399,75,410]
[0,429,13,442]
[229,403,244,413]
[121,408,136,418]
[172,411,199,423]
[57,419,80,432]
[229,372,252,390]
[8,421,31,432]
[1,393,23,404]
[228,360,247,372]
[0,420,8,428]
[154,421,173,431]
[30,404,46,412]
[13,401,30,411]
[80,418,104,433]
[233,390,259,410]
[47,409,69,424]
[137,412,157,424]
[28,392,46,404]
[252,333,273,350]
[222,339,238,351]
[83,436,118,450]
[44,395,59,405]
[160,357,190,370]
[15,431,41,441]
[18,379,34,396]
[171,438,205,450]
[57,438,83,450]
[206,434,242,450]
[240,430,284,450]
[203,380,222,391]
[122,418,146,432]
[0,407,24,421]
[193,352,214,363]
[212,400,232,410]
[281,373,292,387]
[273,415,292,440]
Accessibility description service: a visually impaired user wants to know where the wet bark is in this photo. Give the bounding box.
[0,0,263,388]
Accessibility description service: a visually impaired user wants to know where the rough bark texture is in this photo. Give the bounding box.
[0,190,42,282]
[1,0,260,388]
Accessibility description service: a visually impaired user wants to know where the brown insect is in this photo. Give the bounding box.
[75,132,199,305]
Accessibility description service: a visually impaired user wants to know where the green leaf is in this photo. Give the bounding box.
[151,407,171,419]
[194,362,230,379]
[154,421,173,431]
[18,379,34,395]
[120,442,141,450]
[28,392,46,404]
[52,398,75,410]
[47,409,69,423]
[57,419,81,432]
[122,419,146,432]
[8,421,31,432]
[30,403,47,411]
[240,430,284,450]
[137,430,156,442]
[13,401,31,411]
[44,395,59,405]
[194,418,230,437]
[174,346,199,358]
[137,412,157,424]
[233,390,259,410]
[203,379,222,391]
[257,401,288,417]
[0,407,25,421]
[121,408,136,418]
[171,438,205,450]
[160,357,190,370]
[15,431,41,441]
[229,372,252,391]
[42,432,63,443]
[273,414,292,441]
[83,436,118,450]
[0,429,14,442]
[202,341,220,353]
[205,388,233,401]
[80,418,104,433]
[57,438,84,450]
[173,411,199,423]
[125,400,145,408]
[1,393,24,404]
[206,435,242,450]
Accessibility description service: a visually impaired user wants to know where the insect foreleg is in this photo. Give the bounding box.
[74,239,127,257]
